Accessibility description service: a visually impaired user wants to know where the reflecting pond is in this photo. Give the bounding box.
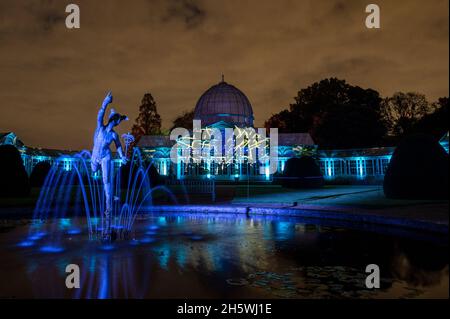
[0,213,448,298]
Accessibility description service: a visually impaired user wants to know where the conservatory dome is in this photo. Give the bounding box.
[194,78,254,127]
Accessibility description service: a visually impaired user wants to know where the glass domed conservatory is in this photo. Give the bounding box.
[138,79,315,181]
[137,79,447,182]
[4,79,448,183]
[194,79,254,128]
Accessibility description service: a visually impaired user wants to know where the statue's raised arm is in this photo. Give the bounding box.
[97,91,113,128]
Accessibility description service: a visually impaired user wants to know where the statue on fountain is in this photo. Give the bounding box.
[91,91,128,222]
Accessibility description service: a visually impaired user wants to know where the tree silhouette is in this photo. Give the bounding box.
[264,110,293,133]
[0,145,30,197]
[411,97,449,139]
[171,109,195,131]
[381,92,433,137]
[131,93,162,147]
[265,78,387,149]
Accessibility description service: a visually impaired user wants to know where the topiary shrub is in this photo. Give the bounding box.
[118,162,162,189]
[148,163,163,187]
[0,145,30,197]
[383,134,449,199]
[280,156,324,188]
[30,161,52,187]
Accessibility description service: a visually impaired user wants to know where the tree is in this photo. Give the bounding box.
[30,161,51,187]
[264,110,293,133]
[0,145,30,197]
[131,93,162,142]
[264,78,387,149]
[381,92,433,137]
[171,109,195,131]
[412,97,449,139]
[383,134,448,199]
[280,156,324,188]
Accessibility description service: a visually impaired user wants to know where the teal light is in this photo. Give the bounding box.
[64,159,71,171]
[162,161,167,175]
[359,159,364,177]
[322,159,334,178]
[59,218,72,229]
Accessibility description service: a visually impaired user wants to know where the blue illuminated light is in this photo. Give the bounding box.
[190,235,204,241]
[40,245,65,253]
[66,229,81,235]
[129,239,140,246]
[140,237,157,244]
[27,231,47,241]
[98,244,115,251]
[17,240,35,247]
[359,159,364,177]
[59,218,72,228]
[161,161,167,175]
[158,217,167,225]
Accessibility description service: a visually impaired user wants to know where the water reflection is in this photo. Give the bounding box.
[0,214,447,298]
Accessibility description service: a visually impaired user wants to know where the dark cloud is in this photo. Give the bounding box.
[162,0,206,29]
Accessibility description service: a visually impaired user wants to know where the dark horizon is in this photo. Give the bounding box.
[0,0,448,150]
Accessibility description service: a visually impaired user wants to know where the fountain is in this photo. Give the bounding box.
[29,148,161,243]
[27,91,177,248]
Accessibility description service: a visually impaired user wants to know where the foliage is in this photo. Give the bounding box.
[171,109,195,131]
[0,145,30,197]
[381,92,433,137]
[265,78,387,149]
[130,93,162,155]
[411,97,448,139]
[30,161,51,187]
[280,156,324,188]
[383,134,448,199]
[131,93,162,141]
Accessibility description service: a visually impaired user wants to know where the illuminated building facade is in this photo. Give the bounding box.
[138,79,393,182]
[1,80,448,182]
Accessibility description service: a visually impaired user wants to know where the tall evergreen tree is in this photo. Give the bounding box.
[128,93,162,156]
[131,93,162,140]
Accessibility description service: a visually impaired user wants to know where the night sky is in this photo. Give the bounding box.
[0,0,448,150]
